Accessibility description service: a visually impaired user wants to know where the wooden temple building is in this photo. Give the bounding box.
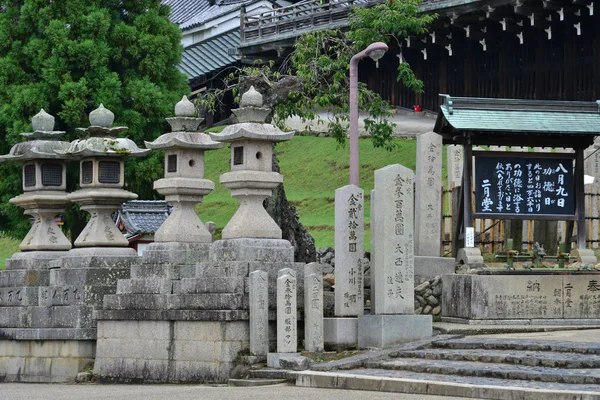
[238,0,600,111]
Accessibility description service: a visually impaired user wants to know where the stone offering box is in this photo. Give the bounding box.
[442,272,600,324]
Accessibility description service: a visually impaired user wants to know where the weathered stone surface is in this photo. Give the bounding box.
[304,264,323,352]
[323,317,357,350]
[210,238,294,264]
[456,247,485,270]
[415,132,442,256]
[372,165,415,315]
[4,251,67,272]
[249,270,269,356]
[278,355,311,370]
[334,185,364,317]
[277,273,297,353]
[572,249,598,265]
[447,144,463,189]
[358,314,432,349]
[442,274,600,320]
[415,256,455,278]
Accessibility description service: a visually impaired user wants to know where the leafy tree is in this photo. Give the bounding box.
[200,0,435,151]
[0,0,189,237]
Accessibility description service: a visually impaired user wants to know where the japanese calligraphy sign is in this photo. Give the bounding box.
[277,272,297,353]
[334,184,364,316]
[474,152,575,218]
[371,164,415,315]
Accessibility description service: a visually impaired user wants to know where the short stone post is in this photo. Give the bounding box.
[267,269,299,367]
[304,263,323,352]
[415,132,442,256]
[359,164,432,349]
[249,270,269,357]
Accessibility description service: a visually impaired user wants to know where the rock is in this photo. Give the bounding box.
[427,295,439,306]
[414,307,423,314]
[415,281,430,293]
[424,288,433,297]
[415,295,426,306]
[75,372,92,383]
[432,276,441,286]
[264,154,316,263]
[279,355,311,371]
[423,305,432,314]
[432,306,441,315]
[323,273,335,288]
[432,285,442,296]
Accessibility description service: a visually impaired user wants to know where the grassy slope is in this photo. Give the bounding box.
[199,136,447,249]
[0,236,20,270]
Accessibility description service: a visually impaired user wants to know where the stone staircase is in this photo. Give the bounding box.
[294,336,600,399]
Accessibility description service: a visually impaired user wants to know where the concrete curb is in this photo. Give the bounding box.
[292,370,600,400]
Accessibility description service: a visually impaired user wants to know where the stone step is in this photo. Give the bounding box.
[394,348,600,368]
[248,368,292,380]
[228,378,288,387]
[293,369,600,400]
[433,337,600,354]
[366,358,600,385]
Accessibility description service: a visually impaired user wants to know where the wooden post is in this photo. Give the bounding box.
[576,147,586,249]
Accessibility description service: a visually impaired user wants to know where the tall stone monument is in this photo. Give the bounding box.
[304,263,324,352]
[324,184,364,350]
[415,132,442,256]
[447,144,463,189]
[358,164,432,349]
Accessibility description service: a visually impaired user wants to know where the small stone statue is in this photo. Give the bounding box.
[532,242,546,268]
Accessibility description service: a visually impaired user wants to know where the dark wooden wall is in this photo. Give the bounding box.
[359,4,600,112]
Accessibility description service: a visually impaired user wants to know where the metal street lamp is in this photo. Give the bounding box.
[349,42,388,186]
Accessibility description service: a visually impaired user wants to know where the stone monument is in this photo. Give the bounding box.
[358,164,432,349]
[304,263,324,352]
[249,270,269,357]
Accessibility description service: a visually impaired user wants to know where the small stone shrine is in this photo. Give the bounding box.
[95,88,304,383]
[359,164,431,349]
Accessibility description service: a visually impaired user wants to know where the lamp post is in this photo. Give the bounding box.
[349,42,388,186]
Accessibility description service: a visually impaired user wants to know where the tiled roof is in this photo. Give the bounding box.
[435,95,600,135]
[179,30,241,81]
[117,200,172,235]
[162,0,250,30]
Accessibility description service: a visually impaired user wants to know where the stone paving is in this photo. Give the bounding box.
[394,348,600,368]
[434,337,600,354]
[348,368,600,393]
[367,358,600,384]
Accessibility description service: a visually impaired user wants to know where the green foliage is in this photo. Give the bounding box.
[199,0,434,151]
[0,0,189,236]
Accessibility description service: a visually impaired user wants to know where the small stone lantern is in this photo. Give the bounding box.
[210,86,294,239]
[145,96,223,242]
[0,110,71,251]
[58,104,149,247]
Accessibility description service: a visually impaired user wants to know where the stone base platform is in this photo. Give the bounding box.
[441,317,600,325]
[5,251,68,271]
[0,339,94,382]
[358,314,432,349]
[50,247,139,269]
[267,352,300,368]
[323,318,357,351]
[443,274,600,321]
[93,320,249,383]
[414,256,455,278]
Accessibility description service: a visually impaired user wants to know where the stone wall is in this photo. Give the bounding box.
[0,340,94,383]
[317,248,443,317]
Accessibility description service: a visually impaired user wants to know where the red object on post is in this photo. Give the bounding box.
[413,105,422,112]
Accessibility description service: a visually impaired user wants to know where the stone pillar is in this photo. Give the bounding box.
[249,270,269,357]
[333,184,364,316]
[304,263,323,352]
[415,132,442,256]
[371,164,415,315]
[358,164,431,349]
[276,271,297,353]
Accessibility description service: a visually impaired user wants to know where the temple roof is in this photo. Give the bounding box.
[434,95,600,148]
[116,200,172,235]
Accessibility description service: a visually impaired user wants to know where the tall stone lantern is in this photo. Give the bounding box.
[210,86,294,239]
[0,109,71,252]
[58,104,149,247]
[145,96,223,242]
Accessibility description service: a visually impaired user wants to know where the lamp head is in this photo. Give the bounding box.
[365,42,389,62]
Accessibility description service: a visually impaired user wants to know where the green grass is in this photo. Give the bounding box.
[0,236,20,270]
[197,136,443,249]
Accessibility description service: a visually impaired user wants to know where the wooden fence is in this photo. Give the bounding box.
[441,183,600,256]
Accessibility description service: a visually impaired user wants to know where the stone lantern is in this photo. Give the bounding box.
[145,96,222,242]
[58,104,149,247]
[0,109,71,252]
[210,86,294,239]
